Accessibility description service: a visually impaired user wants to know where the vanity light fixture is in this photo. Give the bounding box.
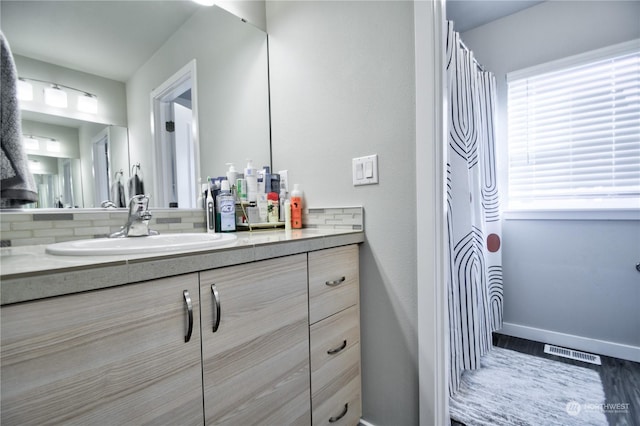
[19,76,98,114]
[44,85,68,108]
[17,78,33,101]
[23,134,62,153]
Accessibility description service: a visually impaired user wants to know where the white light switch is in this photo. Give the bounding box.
[352,154,378,186]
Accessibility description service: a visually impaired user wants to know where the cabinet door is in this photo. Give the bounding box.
[1,274,203,426]
[200,254,310,425]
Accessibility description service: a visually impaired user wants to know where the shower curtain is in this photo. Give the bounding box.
[445,21,503,395]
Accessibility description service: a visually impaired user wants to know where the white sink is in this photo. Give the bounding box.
[45,233,237,256]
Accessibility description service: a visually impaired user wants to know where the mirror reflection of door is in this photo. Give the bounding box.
[172,92,196,208]
[60,158,75,207]
[152,60,199,209]
[92,130,110,207]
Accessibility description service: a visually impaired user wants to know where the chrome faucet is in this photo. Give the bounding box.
[110,194,158,238]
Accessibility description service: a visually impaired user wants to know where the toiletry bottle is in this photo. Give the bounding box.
[206,187,215,233]
[226,163,238,194]
[216,179,236,232]
[244,160,258,203]
[267,192,279,223]
[236,176,246,202]
[257,193,269,223]
[257,170,265,195]
[284,200,292,231]
[263,166,272,193]
[279,183,287,222]
[290,184,303,229]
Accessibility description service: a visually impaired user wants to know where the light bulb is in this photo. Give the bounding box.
[44,85,67,108]
[23,136,39,150]
[17,79,33,101]
[78,93,98,113]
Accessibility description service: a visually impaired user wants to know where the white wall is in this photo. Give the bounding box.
[462,1,640,360]
[267,1,423,424]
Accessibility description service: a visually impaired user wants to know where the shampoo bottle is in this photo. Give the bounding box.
[216,179,236,232]
[290,184,303,229]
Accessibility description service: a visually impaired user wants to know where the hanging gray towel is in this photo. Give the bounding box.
[110,180,126,208]
[128,174,144,197]
[0,31,37,207]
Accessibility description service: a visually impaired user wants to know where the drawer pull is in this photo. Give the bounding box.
[327,339,347,355]
[211,284,221,332]
[183,290,193,343]
[329,403,348,423]
[325,276,346,287]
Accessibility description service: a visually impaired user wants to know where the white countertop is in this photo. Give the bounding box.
[0,228,364,305]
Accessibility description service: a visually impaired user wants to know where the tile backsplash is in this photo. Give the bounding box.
[0,206,363,247]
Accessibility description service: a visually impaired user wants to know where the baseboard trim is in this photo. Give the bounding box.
[359,418,377,426]
[500,322,640,363]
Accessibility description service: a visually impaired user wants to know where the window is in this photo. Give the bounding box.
[507,40,640,212]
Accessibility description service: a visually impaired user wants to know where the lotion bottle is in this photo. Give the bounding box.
[290,184,303,229]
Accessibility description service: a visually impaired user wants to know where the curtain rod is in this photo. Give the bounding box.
[458,38,486,72]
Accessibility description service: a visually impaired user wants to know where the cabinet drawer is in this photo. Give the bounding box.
[310,305,361,426]
[308,245,359,324]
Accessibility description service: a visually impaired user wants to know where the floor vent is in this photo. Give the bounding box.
[544,344,601,365]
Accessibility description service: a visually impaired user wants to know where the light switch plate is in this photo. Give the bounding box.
[352,154,378,186]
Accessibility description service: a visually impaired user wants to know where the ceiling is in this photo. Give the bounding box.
[447,0,545,33]
[1,0,545,83]
[0,0,201,82]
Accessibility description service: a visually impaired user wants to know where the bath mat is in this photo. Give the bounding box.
[450,346,607,426]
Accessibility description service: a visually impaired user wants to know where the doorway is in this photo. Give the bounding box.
[151,60,200,208]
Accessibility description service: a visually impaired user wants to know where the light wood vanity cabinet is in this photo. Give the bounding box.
[0,273,203,426]
[0,243,362,426]
[308,245,362,425]
[199,254,311,425]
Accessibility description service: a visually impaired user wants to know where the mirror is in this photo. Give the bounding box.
[0,1,271,209]
[21,111,129,208]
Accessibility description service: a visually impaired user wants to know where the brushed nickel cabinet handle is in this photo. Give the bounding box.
[325,276,346,287]
[328,403,348,423]
[183,290,193,343]
[327,339,347,355]
[211,284,221,332]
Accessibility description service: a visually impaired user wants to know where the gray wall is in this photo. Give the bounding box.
[462,1,640,356]
[266,1,419,424]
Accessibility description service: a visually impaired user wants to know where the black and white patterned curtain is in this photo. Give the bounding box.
[445,21,503,395]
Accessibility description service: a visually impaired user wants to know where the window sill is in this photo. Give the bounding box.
[503,209,640,221]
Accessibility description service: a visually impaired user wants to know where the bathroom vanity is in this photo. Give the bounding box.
[0,229,363,425]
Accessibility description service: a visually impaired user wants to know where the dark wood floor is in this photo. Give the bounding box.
[451,333,640,426]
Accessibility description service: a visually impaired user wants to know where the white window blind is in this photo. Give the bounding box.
[507,40,640,211]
